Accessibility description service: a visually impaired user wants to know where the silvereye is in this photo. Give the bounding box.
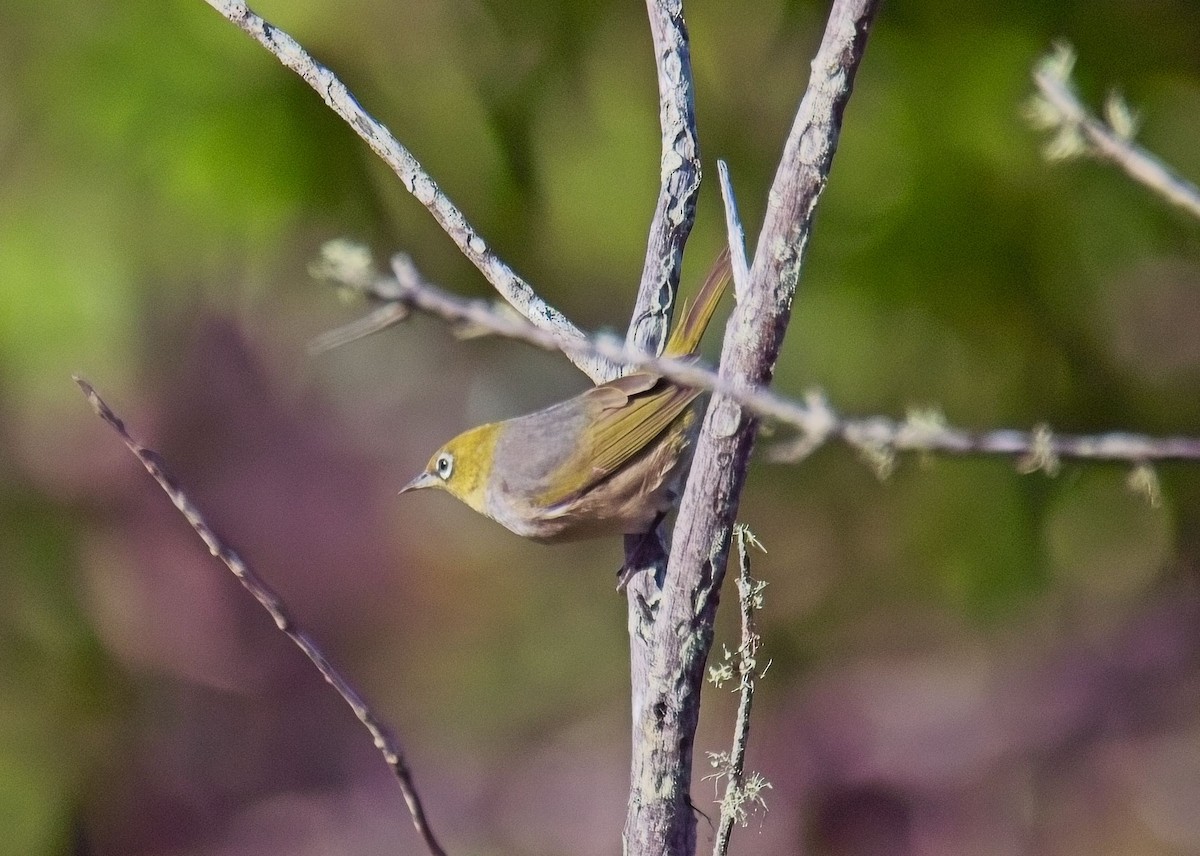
[401,250,731,542]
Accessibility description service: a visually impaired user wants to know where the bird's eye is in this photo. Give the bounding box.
[435,453,454,480]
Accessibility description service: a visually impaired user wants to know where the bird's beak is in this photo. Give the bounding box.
[399,471,438,494]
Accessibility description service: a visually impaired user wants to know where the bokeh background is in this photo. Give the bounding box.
[3,0,1200,853]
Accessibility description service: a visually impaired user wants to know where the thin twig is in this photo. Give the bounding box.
[73,376,448,856]
[711,525,769,856]
[716,160,751,302]
[199,0,611,382]
[313,245,1200,469]
[818,406,1200,468]
[1030,43,1200,220]
[308,303,410,355]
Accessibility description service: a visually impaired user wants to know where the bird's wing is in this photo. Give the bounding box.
[544,371,699,502]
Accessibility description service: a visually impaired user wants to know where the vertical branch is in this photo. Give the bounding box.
[624,2,881,854]
[623,0,703,840]
[711,525,768,856]
[716,160,751,299]
[626,0,704,358]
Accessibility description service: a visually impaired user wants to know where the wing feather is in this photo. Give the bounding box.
[538,370,699,504]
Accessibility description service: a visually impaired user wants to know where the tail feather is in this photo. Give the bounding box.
[662,247,732,358]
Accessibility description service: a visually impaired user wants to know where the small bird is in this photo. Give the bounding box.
[401,250,731,543]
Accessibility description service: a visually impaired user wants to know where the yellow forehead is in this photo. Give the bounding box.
[436,422,502,509]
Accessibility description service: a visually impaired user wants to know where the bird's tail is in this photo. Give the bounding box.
[662,247,732,358]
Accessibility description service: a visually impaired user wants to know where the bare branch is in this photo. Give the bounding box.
[314,244,1200,471]
[308,303,411,355]
[1029,43,1200,220]
[716,159,751,301]
[621,6,704,849]
[626,2,882,853]
[73,377,448,856]
[199,0,612,381]
[626,0,704,360]
[793,403,1200,468]
[710,525,770,856]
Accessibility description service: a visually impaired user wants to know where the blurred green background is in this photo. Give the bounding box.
[3,0,1200,853]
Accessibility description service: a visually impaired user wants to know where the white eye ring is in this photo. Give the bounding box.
[434,452,454,480]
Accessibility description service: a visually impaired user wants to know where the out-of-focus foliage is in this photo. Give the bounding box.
[2,0,1199,853]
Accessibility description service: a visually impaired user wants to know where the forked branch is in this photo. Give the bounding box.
[625,2,882,854]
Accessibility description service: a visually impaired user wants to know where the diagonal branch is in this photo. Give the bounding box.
[74,377,448,856]
[1030,43,1200,220]
[199,0,612,382]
